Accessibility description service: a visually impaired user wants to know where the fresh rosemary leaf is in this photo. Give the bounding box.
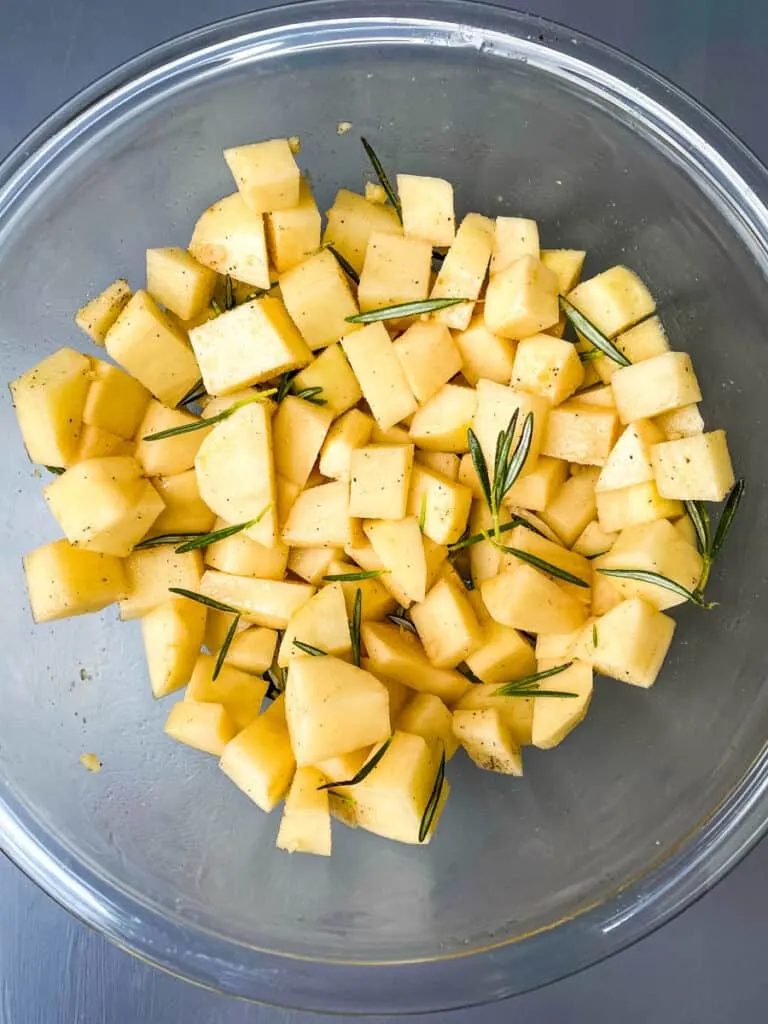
[176,378,207,407]
[213,612,240,681]
[492,413,518,511]
[292,640,328,657]
[447,516,542,552]
[224,273,235,311]
[494,544,590,588]
[595,568,715,609]
[579,349,603,362]
[133,532,201,551]
[45,465,65,475]
[467,427,493,513]
[709,479,744,563]
[275,370,299,404]
[168,588,239,614]
[493,662,576,697]
[419,746,446,843]
[327,244,360,284]
[293,386,327,406]
[418,492,427,533]
[143,393,275,440]
[360,137,402,220]
[684,500,711,555]
[323,569,388,582]
[558,295,631,367]
[317,738,392,791]
[174,508,271,552]
[387,613,416,633]
[351,588,362,667]
[499,412,534,501]
[345,297,468,323]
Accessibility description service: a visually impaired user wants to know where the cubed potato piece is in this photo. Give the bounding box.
[105,291,200,407]
[201,387,275,422]
[10,348,91,468]
[458,455,484,499]
[83,360,151,440]
[594,519,703,611]
[186,653,267,730]
[224,138,300,213]
[484,256,559,339]
[357,232,431,313]
[200,570,314,628]
[540,249,586,293]
[410,384,477,453]
[272,396,334,489]
[149,471,216,535]
[146,247,217,320]
[119,547,202,619]
[396,693,458,758]
[572,520,618,558]
[313,747,370,794]
[276,767,332,856]
[23,539,126,623]
[512,334,585,405]
[595,419,665,492]
[371,422,412,445]
[454,317,516,386]
[430,213,495,330]
[673,514,698,548]
[588,315,670,383]
[453,708,522,775]
[204,607,250,654]
[490,216,540,276]
[591,568,623,615]
[541,400,619,466]
[500,524,592,587]
[503,455,568,512]
[223,626,278,675]
[409,578,483,668]
[266,177,321,272]
[365,182,387,203]
[655,403,705,440]
[220,695,296,811]
[596,480,683,534]
[134,401,211,477]
[472,379,550,480]
[349,444,414,519]
[292,343,363,419]
[407,464,472,546]
[650,430,735,501]
[322,188,402,274]
[341,322,418,431]
[531,659,593,749]
[75,279,132,344]
[165,700,236,756]
[282,481,353,548]
[195,403,278,547]
[575,384,616,409]
[285,656,390,765]
[287,547,341,585]
[397,174,455,246]
[280,249,360,350]
[465,501,509,585]
[361,621,469,704]
[534,624,589,662]
[453,680,533,745]
[482,562,588,635]
[189,193,270,288]
[140,598,206,698]
[326,559,397,622]
[75,424,129,461]
[539,468,600,546]
[278,582,352,665]
[364,518,427,605]
[416,451,460,480]
[189,295,311,396]
[204,517,288,581]
[465,620,536,685]
[393,322,463,403]
[360,659,411,723]
[567,266,655,337]
[611,352,702,424]
[573,598,675,687]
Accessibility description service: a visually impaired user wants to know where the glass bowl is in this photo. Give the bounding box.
[1,0,767,1014]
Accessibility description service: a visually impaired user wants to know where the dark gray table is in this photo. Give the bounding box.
[2,1,767,1020]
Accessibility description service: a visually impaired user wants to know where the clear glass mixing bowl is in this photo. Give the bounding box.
[1,0,767,1014]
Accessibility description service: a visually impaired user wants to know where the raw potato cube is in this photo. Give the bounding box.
[576,384,616,409]
[650,431,735,501]
[452,708,522,775]
[285,656,391,765]
[24,539,126,622]
[472,379,550,480]
[364,518,427,605]
[200,570,314,628]
[280,249,360,350]
[165,701,236,756]
[503,456,568,512]
[272,396,334,488]
[189,193,270,288]
[189,296,311,396]
[673,514,698,548]
[224,627,278,675]
[589,315,670,383]
[465,620,537,684]
[393,322,463,403]
[592,569,623,616]
[454,316,516,385]
[75,279,132,344]
[541,400,619,465]
[397,174,455,246]
[322,188,402,274]
[357,232,431,313]
[83,360,150,442]
[186,653,267,731]
[531,659,593,749]
[360,621,469,704]
[415,451,460,480]
[278,583,352,665]
[134,400,211,477]
[490,216,540,276]
[204,608,250,655]
[501,524,592,588]
[595,419,664,492]
[567,265,655,337]
[326,559,397,622]
[205,518,288,581]
[372,422,412,445]
[105,291,200,407]
[595,519,703,610]
[319,409,374,481]
[655,403,705,440]
[341,322,417,431]
[282,481,353,548]
[220,695,296,812]
[539,249,586,293]
[511,334,585,405]
[410,578,483,668]
[596,480,683,534]
[407,464,472,545]
[360,660,411,723]
[481,562,588,635]
[146,247,217,320]
[484,256,560,339]
[410,384,477,453]
[430,213,495,330]
[119,547,203,620]
[265,178,321,272]
[396,693,459,759]
[75,425,129,461]
[140,598,207,698]
[292,344,363,419]
[287,547,341,585]
[365,182,387,203]
[573,598,675,687]
[611,352,702,423]
[223,138,300,213]
[149,471,216,535]
[539,469,600,545]
[466,501,510,584]
[572,520,617,558]
[195,403,278,548]
[350,444,414,520]
[455,681,533,746]
[276,767,332,857]
[10,347,91,467]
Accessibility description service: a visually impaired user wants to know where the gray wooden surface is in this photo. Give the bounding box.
[2,1,767,1020]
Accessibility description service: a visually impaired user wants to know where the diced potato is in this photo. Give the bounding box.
[472,379,550,480]
[357,231,431,313]
[272,396,334,489]
[149,471,216,535]
[673,514,698,548]
[326,559,397,622]
[75,424,130,461]
[105,291,200,407]
[185,653,266,730]
[650,430,735,501]
[278,583,352,665]
[531,660,593,749]
[349,444,414,520]
[146,247,217,320]
[313,747,370,786]
[457,455,484,499]
[318,409,374,482]
[534,624,587,662]
[189,193,270,288]
[393,322,463,403]
[575,384,616,409]
[285,656,391,765]
[611,352,702,423]
[275,473,301,526]
[490,216,540,276]
[83,360,151,440]
[430,213,495,330]
[454,316,516,386]
[292,343,363,418]
[365,183,387,203]
[361,621,469,704]
[396,693,458,758]
[189,296,311,396]
[341,322,418,431]
[501,524,591,588]
[165,700,236,756]
[481,562,588,634]
[204,517,288,581]
[199,570,314,628]
[223,138,300,213]
[281,481,353,548]
[596,480,683,534]
[407,464,472,545]
[75,279,133,344]
[276,767,332,856]
[220,695,296,811]
[410,578,483,669]
[140,598,206,698]
[280,249,360,350]
[452,708,522,775]
[265,178,321,272]
[484,256,559,339]
[360,660,411,723]
[465,620,536,684]
[512,334,584,405]
[589,315,670,383]
[503,455,568,512]
[415,450,460,480]
[539,249,586,293]
[24,539,126,622]
[453,681,533,745]
[572,598,675,688]
[465,501,507,585]
[592,570,623,616]
[595,419,664,492]
[539,468,600,546]
[409,384,477,453]
[567,266,655,337]
[397,174,455,246]
[134,400,211,477]
[322,188,402,274]
[572,520,617,558]
[223,626,278,675]
[655,403,705,440]
[371,422,412,445]
[10,348,92,468]
[204,607,250,654]
[364,518,427,605]
[541,400,619,466]
[119,547,203,619]
[288,547,342,585]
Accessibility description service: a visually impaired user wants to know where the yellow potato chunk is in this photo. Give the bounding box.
[409,384,477,453]
[654,403,705,440]
[186,653,267,731]
[223,138,300,213]
[481,562,588,635]
[588,315,670,383]
[490,216,540,276]
[484,255,559,339]
[140,598,206,698]
[430,213,495,330]
[287,547,341,585]
[220,695,296,811]
[292,343,364,419]
[204,517,288,581]
[531,659,593,749]
[199,570,314,628]
[397,174,455,246]
[204,608,249,653]
[464,619,536,684]
[541,400,619,466]
[325,559,397,622]
[149,471,216,535]
[119,547,203,620]
[503,455,568,512]
[146,247,217,320]
[396,693,459,759]
[410,577,483,669]
[453,681,533,745]
[501,524,591,588]
[452,708,522,775]
[539,468,600,546]
[472,379,550,480]
[573,598,675,688]
[272,396,334,488]
[189,192,270,288]
[407,464,472,546]
[596,480,683,534]
[539,249,586,293]
[454,316,516,385]
[415,450,460,480]
[165,700,236,756]
[610,351,702,424]
[280,249,360,350]
[278,582,352,665]
[281,481,353,548]
[576,384,616,408]
[322,188,402,274]
[265,177,321,272]
[276,767,332,856]
[222,626,278,675]
[75,424,129,461]
[341,322,418,432]
[512,334,585,405]
[393,322,463,403]
[83,359,151,440]
[650,430,735,501]
[364,517,427,605]
[319,409,375,481]
[134,400,211,477]
[24,539,126,623]
[673,514,698,548]
[357,231,431,313]
[572,520,618,558]
[75,278,133,344]
[567,266,655,337]
[595,419,664,492]
[361,620,469,704]
[349,444,414,520]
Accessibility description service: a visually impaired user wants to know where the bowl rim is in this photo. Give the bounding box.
[1,0,767,1013]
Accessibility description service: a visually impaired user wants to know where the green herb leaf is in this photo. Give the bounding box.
[133,532,202,551]
[322,569,389,582]
[419,746,446,843]
[275,371,299,404]
[579,349,603,362]
[44,465,65,475]
[293,386,327,406]
[174,507,271,552]
[387,613,416,633]
[351,588,362,667]
[458,663,484,684]
[493,662,577,697]
[213,612,240,681]
[498,412,534,502]
[447,516,543,552]
[467,427,493,514]
[210,297,223,315]
[418,492,428,533]
[709,479,745,563]
[494,544,589,588]
[327,244,360,284]
[345,297,468,324]
[558,295,631,367]
[360,137,402,220]
[168,588,239,615]
[317,737,392,791]
[684,500,711,555]
[292,640,328,657]
[177,378,207,407]
[595,567,715,609]
[143,393,276,440]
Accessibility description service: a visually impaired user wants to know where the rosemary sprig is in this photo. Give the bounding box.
[133,532,201,551]
[274,371,299,404]
[176,378,207,408]
[710,479,745,562]
[45,465,65,475]
[494,544,589,588]
[213,612,240,681]
[327,244,360,284]
[387,613,416,633]
[174,508,271,553]
[143,393,276,440]
[360,137,402,220]
[345,297,468,324]
[688,479,745,589]
[419,745,446,843]
[467,411,534,540]
[595,567,715,609]
[317,738,392,792]
[293,386,327,406]
[447,515,543,553]
[684,500,711,556]
[418,493,428,533]
[168,588,239,615]
[292,640,328,657]
[322,569,388,582]
[351,588,362,667]
[558,295,631,367]
[493,662,578,698]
